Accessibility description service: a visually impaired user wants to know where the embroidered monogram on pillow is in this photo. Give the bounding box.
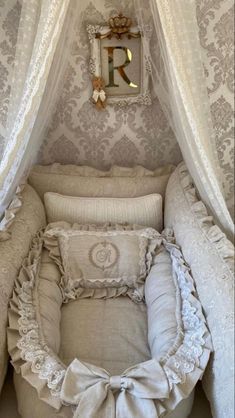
[44,223,161,302]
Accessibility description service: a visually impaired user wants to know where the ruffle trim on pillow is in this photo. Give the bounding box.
[8,228,212,416]
[31,163,175,178]
[178,163,234,276]
[43,222,162,304]
[0,182,26,242]
[158,233,212,414]
[8,231,66,410]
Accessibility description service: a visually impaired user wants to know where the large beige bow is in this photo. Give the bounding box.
[60,358,170,418]
[92,89,106,103]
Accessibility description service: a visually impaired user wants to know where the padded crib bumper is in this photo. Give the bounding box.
[8,229,211,418]
[165,162,234,418]
[0,184,46,393]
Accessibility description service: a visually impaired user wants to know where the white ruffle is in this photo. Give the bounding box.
[178,163,234,275]
[0,182,26,242]
[43,222,162,303]
[8,228,212,416]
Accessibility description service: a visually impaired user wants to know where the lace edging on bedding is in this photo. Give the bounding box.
[0,182,26,242]
[8,232,66,410]
[43,223,162,303]
[8,229,211,416]
[178,162,234,276]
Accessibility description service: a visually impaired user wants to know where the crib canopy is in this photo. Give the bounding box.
[0,0,233,237]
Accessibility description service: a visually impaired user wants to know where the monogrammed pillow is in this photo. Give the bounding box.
[44,193,163,231]
[44,224,161,302]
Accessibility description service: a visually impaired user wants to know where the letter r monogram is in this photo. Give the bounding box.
[104,46,138,88]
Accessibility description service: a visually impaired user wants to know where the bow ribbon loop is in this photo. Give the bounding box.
[92,89,106,103]
[109,375,131,391]
[61,359,169,418]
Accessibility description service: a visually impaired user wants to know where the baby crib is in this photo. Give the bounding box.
[0,162,233,418]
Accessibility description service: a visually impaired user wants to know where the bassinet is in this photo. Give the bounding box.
[0,162,233,418]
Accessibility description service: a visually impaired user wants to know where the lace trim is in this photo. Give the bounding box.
[161,231,210,389]
[9,228,211,413]
[16,233,66,399]
[178,163,234,275]
[0,181,26,242]
[44,225,162,303]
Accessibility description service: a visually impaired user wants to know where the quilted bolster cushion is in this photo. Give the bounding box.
[164,162,234,418]
[0,184,46,393]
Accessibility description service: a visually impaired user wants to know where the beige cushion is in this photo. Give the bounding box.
[9,228,211,418]
[12,375,212,418]
[13,296,150,418]
[165,163,234,418]
[44,223,161,302]
[0,184,46,394]
[29,163,175,200]
[60,297,151,374]
[44,192,163,231]
[145,246,178,360]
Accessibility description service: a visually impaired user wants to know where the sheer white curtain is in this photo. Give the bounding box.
[136,0,234,237]
[0,0,78,217]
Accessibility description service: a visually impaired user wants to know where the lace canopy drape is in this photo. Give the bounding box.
[0,0,77,214]
[0,0,233,237]
[135,0,233,237]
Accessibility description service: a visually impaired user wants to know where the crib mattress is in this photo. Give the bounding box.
[8,231,211,418]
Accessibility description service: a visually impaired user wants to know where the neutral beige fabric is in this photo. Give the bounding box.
[37,250,62,354]
[8,236,64,411]
[165,163,234,418]
[45,224,161,302]
[145,246,178,360]
[44,192,163,231]
[146,245,194,418]
[8,229,211,418]
[0,182,26,241]
[29,164,174,201]
[14,372,72,418]
[0,367,20,418]
[60,297,150,374]
[60,357,170,418]
[11,374,212,418]
[0,184,46,394]
[0,371,211,418]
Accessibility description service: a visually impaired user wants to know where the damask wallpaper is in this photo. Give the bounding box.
[196,0,234,213]
[38,0,182,171]
[0,0,234,213]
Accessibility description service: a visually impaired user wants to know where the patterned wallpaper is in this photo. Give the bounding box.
[0,0,234,212]
[196,0,234,213]
[38,0,182,171]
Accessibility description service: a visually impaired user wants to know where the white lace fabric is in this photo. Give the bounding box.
[0,182,26,241]
[44,224,162,303]
[165,163,234,418]
[0,0,77,216]
[8,228,211,417]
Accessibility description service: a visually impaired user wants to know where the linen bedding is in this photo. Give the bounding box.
[8,223,211,418]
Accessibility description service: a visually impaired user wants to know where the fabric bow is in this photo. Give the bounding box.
[92,89,106,102]
[60,358,170,418]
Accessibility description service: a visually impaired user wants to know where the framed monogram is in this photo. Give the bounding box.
[87,13,152,107]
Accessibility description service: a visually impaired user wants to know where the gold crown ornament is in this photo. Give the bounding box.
[109,13,132,37]
[96,13,140,40]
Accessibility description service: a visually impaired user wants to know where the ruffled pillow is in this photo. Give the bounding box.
[44,222,162,302]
